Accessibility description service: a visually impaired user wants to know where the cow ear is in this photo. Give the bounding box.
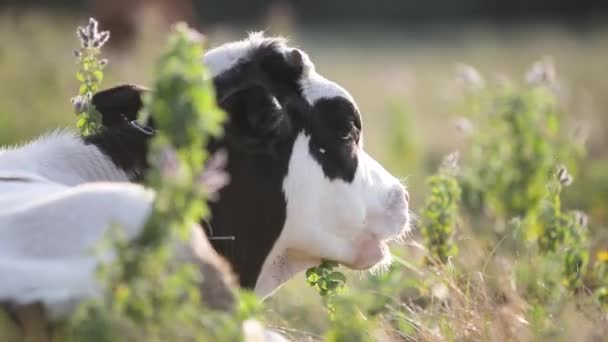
[92,84,149,127]
[220,83,292,148]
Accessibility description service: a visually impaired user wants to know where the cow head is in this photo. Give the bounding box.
[90,33,410,297]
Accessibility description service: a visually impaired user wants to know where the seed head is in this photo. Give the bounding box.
[557,165,573,186]
[440,151,460,175]
[87,17,98,36]
[454,117,474,135]
[97,31,110,47]
[76,17,110,49]
[71,95,89,114]
[526,58,556,87]
[455,63,485,90]
[572,210,588,228]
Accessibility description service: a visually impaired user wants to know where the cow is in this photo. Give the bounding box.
[0,33,410,319]
[92,32,411,295]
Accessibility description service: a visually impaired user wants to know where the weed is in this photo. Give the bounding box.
[71,18,109,137]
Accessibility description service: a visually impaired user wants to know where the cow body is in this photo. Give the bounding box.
[0,33,411,316]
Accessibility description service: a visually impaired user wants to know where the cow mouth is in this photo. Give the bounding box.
[342,233,392,271]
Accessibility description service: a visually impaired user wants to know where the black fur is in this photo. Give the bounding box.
[91,84,149,127]
[306,98,361,182]
[84,124,151,182]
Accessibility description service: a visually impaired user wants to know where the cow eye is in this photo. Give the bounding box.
[339,123,360,143]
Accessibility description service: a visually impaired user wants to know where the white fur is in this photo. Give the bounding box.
[0,131,152,318]
[203,32,288,77]
[0,130,129,186]
[0,177,154,318]
[299,70,355,105]
[255,133,409,297]
[204,32,353,105]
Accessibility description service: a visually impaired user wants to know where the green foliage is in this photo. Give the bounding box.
[306,260,347,317]
[72,18,109,137]
[323,293,376,342]
[592,251,608,307]
[535,168,589,291]
[421,153,462,264]
[66,23,258,341]
[460,80,581,222]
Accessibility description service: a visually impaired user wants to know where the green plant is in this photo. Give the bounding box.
[592,250,608,307]
[421,152,462,264]
[71,18,109,137]
[459,65,581,223]
[306,260,347,318]
[66,23,258,341]
[535,166,589,291]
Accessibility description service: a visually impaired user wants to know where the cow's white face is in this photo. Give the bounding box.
[281,133,409,270]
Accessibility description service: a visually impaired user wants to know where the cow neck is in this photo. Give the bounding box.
[206,138,294,289]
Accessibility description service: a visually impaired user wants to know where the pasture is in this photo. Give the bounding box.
[1,9,608,341]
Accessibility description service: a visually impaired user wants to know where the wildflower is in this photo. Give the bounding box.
[597,250,608,263]
[525,58,556,87]
[71,94,89,114]
[572,210,589,228]
[557,165,573,186]
[196,150,230,201]
[157,147,181,179]
[76,17,110,49]
[440,151,460,176]
[177,23,204,44]
[73,17,109,136]
[455,63,485,90]
[454,117,473,135]
[77,27,89,47]
[97,31,110,47]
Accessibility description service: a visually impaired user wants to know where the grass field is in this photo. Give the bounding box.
[2,9,608,341]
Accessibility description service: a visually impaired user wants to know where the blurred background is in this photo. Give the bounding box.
[1,1,607,337]
[2,0,607,212]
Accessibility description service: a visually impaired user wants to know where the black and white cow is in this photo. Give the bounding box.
[0,33,410,315]
[203,33,410,295]
[92,33,411,295]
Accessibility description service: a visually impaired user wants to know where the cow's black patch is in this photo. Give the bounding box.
[306,97,361,182]
[91,84,149,127]
[206,39,306,287]
[84,124,151,182]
